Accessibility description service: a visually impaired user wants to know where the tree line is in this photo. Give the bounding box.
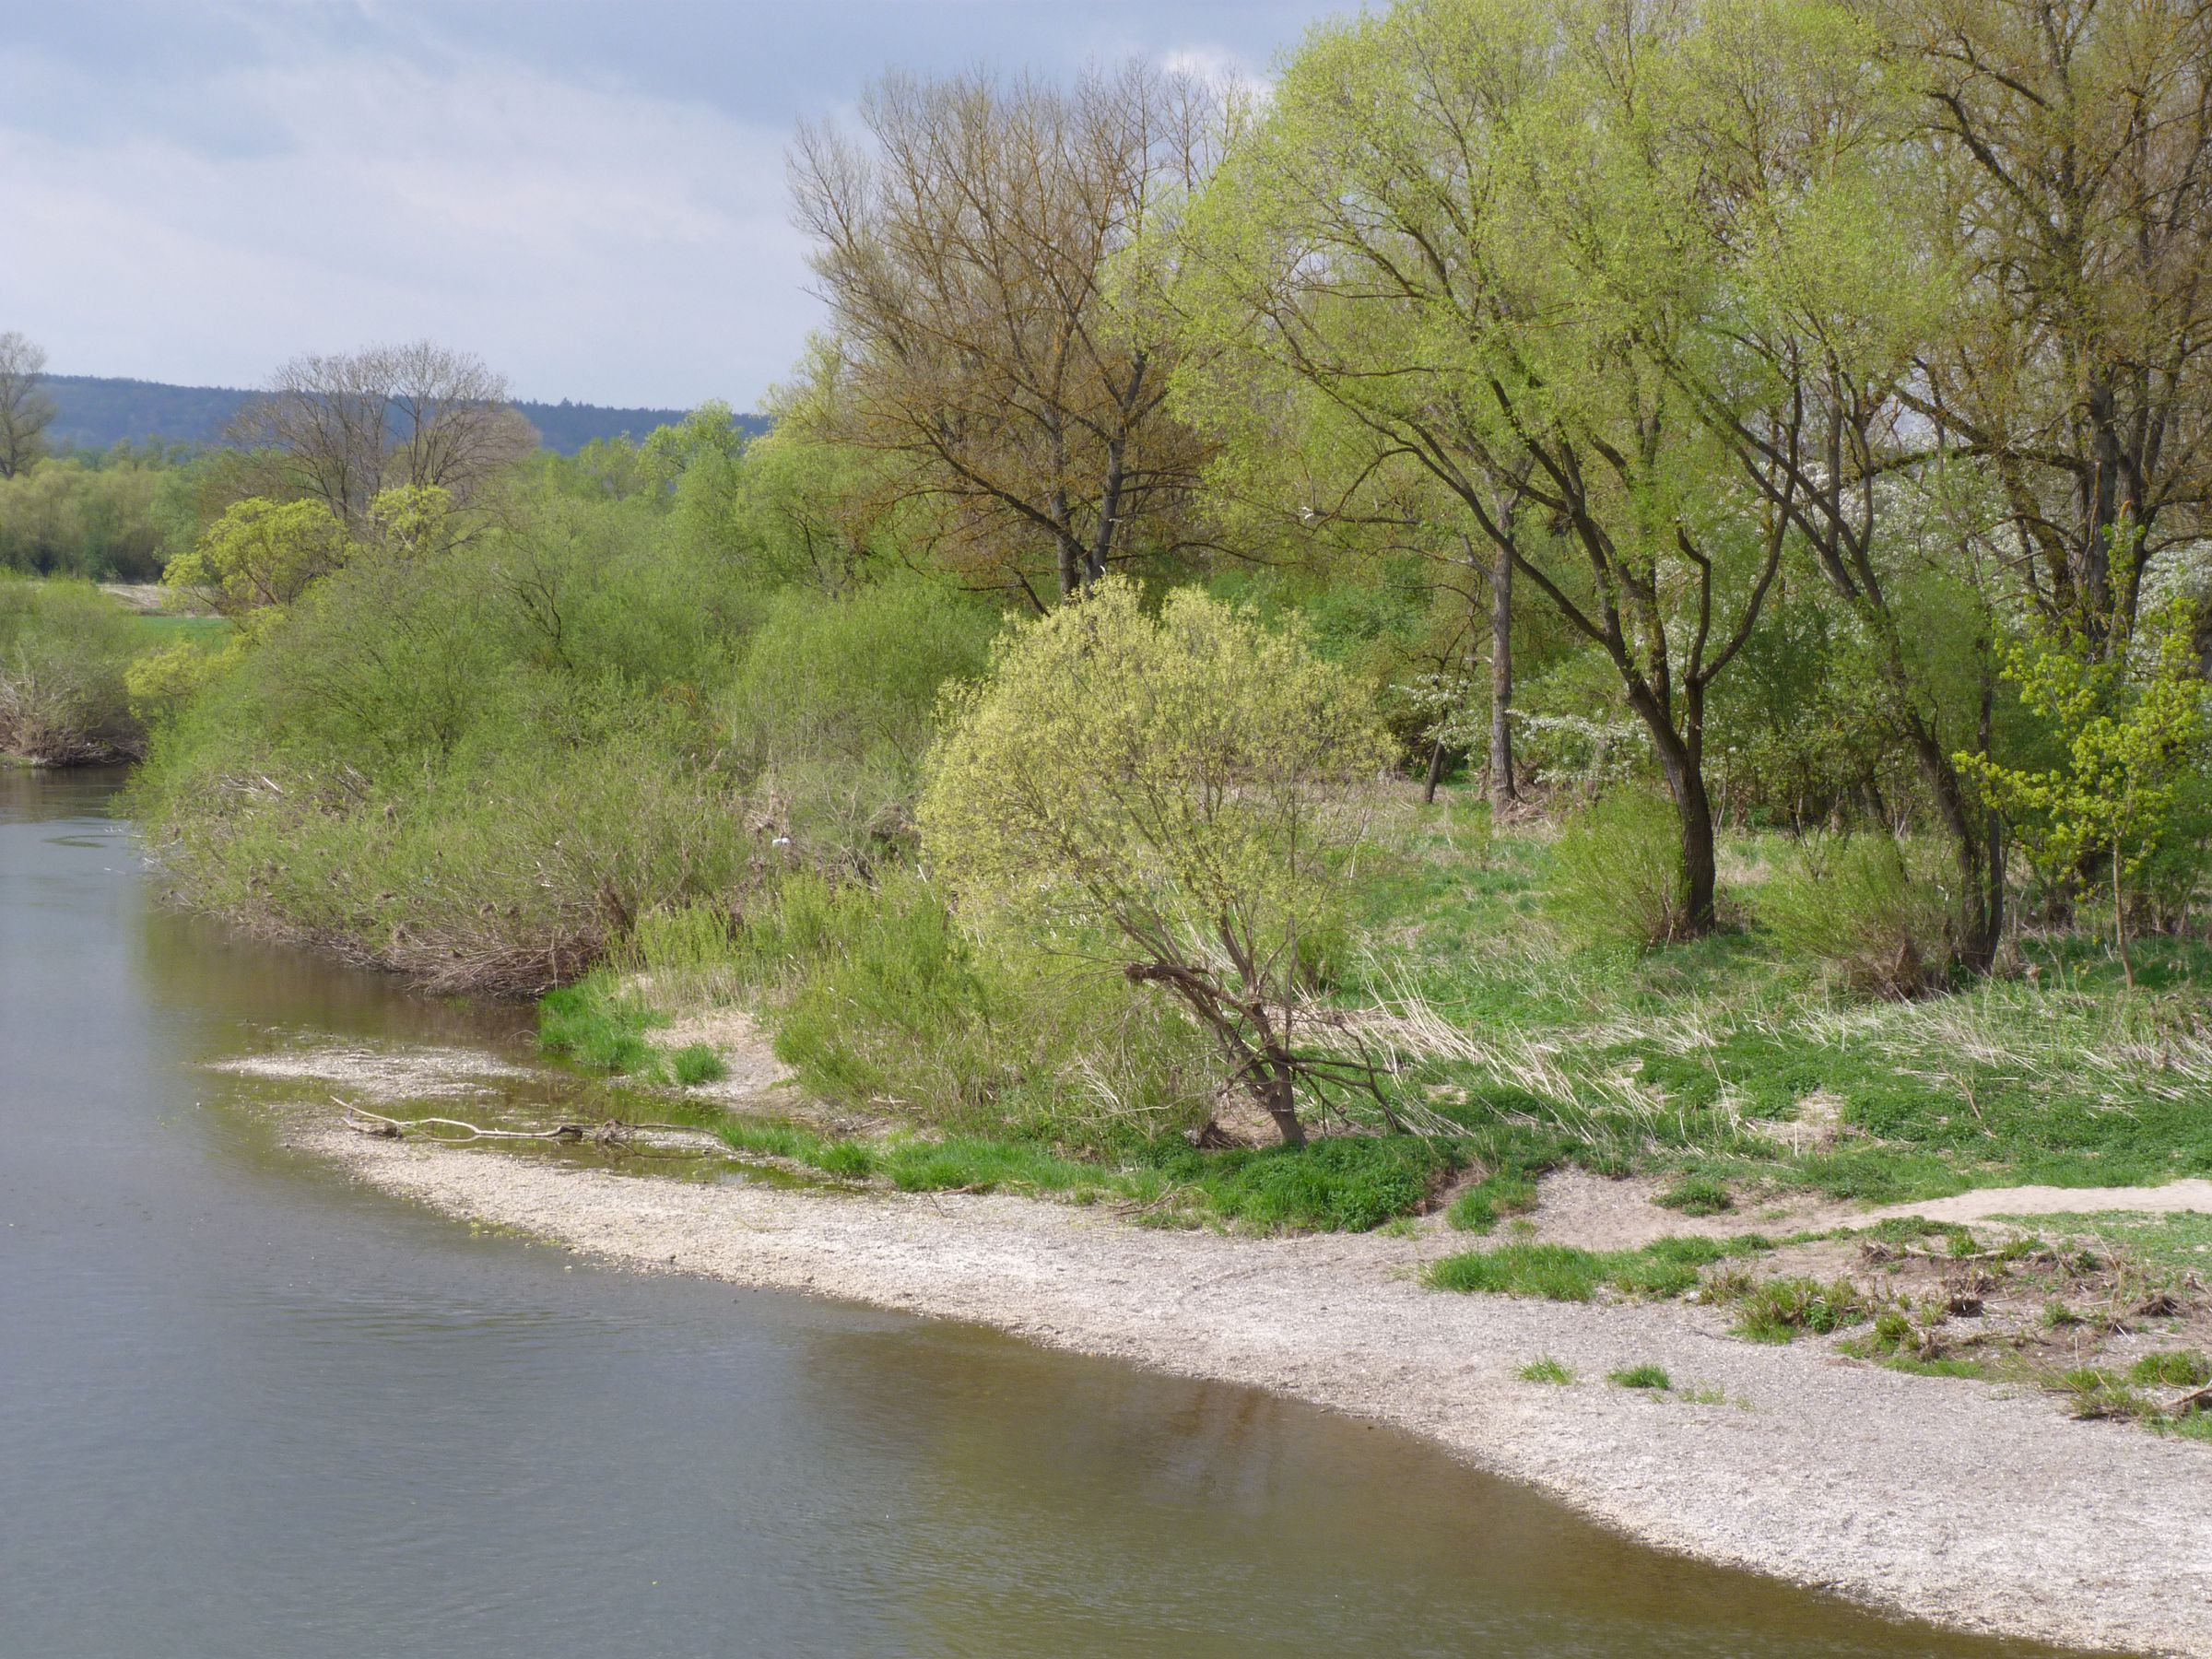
[778,0,2212,974]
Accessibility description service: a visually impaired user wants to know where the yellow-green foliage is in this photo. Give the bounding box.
[163,496,351,618]
[919,579,1394,1138]
[1959,596,2205,899]
[921,578,1394,967]
[1547,791,1690,949]
[1957,525,2206,981]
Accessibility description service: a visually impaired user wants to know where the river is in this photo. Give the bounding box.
[0,768,2078,1658]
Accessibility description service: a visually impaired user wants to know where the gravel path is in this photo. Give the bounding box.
[303,1126,2212,1658]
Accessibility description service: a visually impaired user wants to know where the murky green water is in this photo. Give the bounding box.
[0,769,2088,1657]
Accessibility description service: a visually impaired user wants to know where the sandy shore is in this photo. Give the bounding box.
[300,1123,2212,1658]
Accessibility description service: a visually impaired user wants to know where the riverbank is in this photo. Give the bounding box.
[296,1115,2212,1659]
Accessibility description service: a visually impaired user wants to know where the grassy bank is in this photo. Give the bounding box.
[526,798,2212,1239]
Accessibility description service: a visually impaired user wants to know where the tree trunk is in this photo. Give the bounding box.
[1488,541,1515,811]
[1903,698,2003,973]
[1423,738,1453,805]
[1626,690,1717,938]
[1670,764,1719,938]
[1050,485,1080,601]
[1257,1065,1305,1148]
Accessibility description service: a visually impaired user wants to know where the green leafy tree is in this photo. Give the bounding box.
[919,579,1394,1146]
[163,497,352,620]
[1959,528,2207,986]
[1174,0,1802,934]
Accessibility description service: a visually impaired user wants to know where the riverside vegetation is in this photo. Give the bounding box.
[5,0,2208,1435]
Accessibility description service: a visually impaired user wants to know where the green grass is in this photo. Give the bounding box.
[709,1112,1467,1233]
[1995,1211,2212,1274]
[2129,1349,2212,1388]
[1731,1277,1872,1344]
[1447,1169,1540,1232]
[1516,1356,1574,1384]
[1654,1174,1734,1216]
[539,975,668,1074]
[1427,1233,1771,1300]
[1609,1363,1671,1390]
[134,614,229,646]
[669,1044,727,1087]
[1336,813,2212,1206]
[538,973,724,1090]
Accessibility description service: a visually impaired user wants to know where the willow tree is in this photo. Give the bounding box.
[1882,0,2212,649]
[1618,1,2013,965]
[789,61,1222,607]
[0,332,56,480]
[919,581,1394,1147]
[1176,0,1794,932]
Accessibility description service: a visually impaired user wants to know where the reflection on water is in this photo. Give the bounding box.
[0,768,2082,1657]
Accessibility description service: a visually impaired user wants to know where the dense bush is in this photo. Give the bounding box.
[0,576,147,762]
[1757,835,1958,999]
[920,579,1394,1146]
[0,450,193,581]
[1546,790,1690,949]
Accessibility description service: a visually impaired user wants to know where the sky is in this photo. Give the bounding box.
[0,1,1347,411]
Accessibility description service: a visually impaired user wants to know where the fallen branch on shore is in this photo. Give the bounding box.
[336,1099,719,1150]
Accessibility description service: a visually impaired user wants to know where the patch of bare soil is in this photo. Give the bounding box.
[293,1120,2212,1659]
[1824,1223,2212,1405]
[1874,1182,2212,1224]
[1519,1169,1861,1251]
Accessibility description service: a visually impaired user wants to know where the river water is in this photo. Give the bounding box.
[0,768,2079,1659]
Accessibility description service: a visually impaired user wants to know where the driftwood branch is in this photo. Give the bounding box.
[336,1099,718,1150]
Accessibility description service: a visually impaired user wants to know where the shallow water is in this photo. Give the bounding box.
[0,768,2085,1658]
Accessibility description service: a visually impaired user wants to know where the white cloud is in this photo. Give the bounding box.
[0,39,818,407]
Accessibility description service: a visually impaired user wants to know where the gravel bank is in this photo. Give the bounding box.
[299,1126,2212,1657]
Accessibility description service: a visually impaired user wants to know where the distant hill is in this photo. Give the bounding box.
[41,374,760,456]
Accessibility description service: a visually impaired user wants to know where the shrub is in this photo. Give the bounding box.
[1756,834,1957,998]
[163,496,353,618]
[921,578,1395,1146]
[0,576,146,762]
[1547,790,1689,949]
[127,490,768,992]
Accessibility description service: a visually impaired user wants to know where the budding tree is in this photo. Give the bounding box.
[790,62,1222,606]
[231,340,536,525]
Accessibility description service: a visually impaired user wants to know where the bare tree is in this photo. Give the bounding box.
[0,332,58,480]
[230,341,538,524]
[789,61,1222,606]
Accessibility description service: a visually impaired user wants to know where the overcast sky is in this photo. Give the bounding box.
[0,1,1347,410]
